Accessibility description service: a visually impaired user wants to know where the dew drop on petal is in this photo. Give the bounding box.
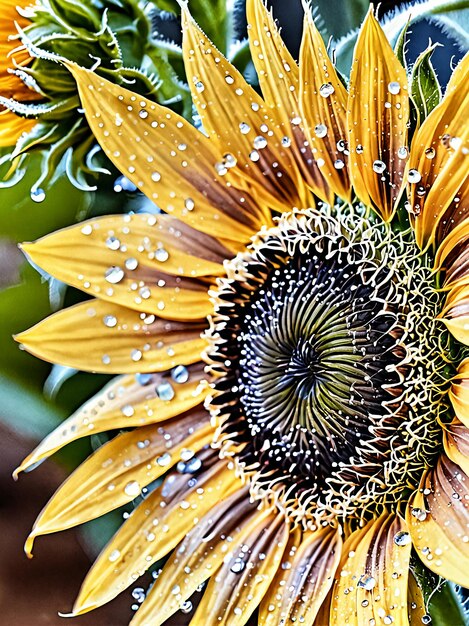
[357,574,376,590]
[103,315,117,328]
[195,81,205,93]
[250,150,260,162]
[151,171,161,182]
[334,159,345,170]
[281,136,291,147]
[425,147,435,159]
[184,198,195,211]
[156,381,175,401]
[225,75,235,85]
[372,160,386,174]
[319,83,335,98]
[408,169,422,183]
[157,452,172,467]
[171,365,189,383]
[124,480,141,497]
[397,146,408,159]
[125,258,139,271]
[136,373,152,386]
[108,549,121,562]
[81,224,93,235]
[253,136,267,149]
[393,531,411,546]
[239,122,250,134]
[106,236,121,250]
[356,144,364,154]
[291,116,302,125]
[105,266,125,284]
[388,81,401,95]
[121,404,135,417]
[155,247,169,262]
[180,600,193,614]
[411,507,427,521]
[230,558,246,573]
[314,124,328,138]
[131,349,142,362]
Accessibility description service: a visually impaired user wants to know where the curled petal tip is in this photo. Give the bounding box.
[24,533,36,558]
[58,611,75,619]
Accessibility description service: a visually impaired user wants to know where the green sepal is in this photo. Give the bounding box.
[410,43,442,130]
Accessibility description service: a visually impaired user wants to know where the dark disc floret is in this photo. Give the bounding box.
[205,209,452,526]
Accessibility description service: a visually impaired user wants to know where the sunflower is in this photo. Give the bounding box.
[0,0,40,146]
[14,1,469,624]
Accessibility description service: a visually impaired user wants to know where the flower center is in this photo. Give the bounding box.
[205,209,451,526]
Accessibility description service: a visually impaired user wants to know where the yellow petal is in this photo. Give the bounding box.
[407,574,427,626]
[0,110,36,147]
[409,53,469,250]
[190,512,289,626]
[330,513,412,626]
[347,9,409,221]
[433,219,469,289]
[259,526,341,626]
[181,7,316,212]
[21,220,214,321]
[130,488,264,626]
[25,410,213,556]
[449,359,469,428]
[438,283,469,345]
[15,363,208,476]
[407,454,469,587]
[72,459,241,615]
[299,7,351,201]
[66,63,264,243]
[246,0,332,204]
[443,418,469,477]
[16,298,207,372]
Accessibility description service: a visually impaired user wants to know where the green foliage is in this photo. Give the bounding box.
[410,44,442,129]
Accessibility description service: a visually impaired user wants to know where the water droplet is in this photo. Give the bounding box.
[450,136,462,150]
[195,81,205,93]
[131,349,142,362]
[125,258,139,271]
[421,615,432,624]
[31,188,46,203]
[124,480,141,497]
[140,286,151,299]
[239,122,250,134]
[394,531,411,546]
[356,144,364,154]
[157,452,172,467]
[334,159,345,169]
[250,150,260,162]
[177,456,202,474]
[184,198,195,211]
[215,161,228,176]
[357,575,376,590]
[314,124,327,138]
[121,404,135,417]
[225,75,234,85]
[291,116,302,125]
[411,507,427,521]
[388,81,401,95]
[105,266,125,284]
[81,224,93,235]
[425,147,435,159]
[136,373,152,386]
[383,617,394,625]
[281,136,291,147]
[155,248,169,262]
[253,136,267,149]
[171,584,181,595]
[108,549,121,562]
[156,381,175,401]
[319,83,335,98]
[151,171,161,182]
[397,146,408,159]
[106,236,121,250]
[223,153,237,168]
[408,169,422,183]
[180,600,193,614]
[372,160,386,174]
[171,365,189,383]
[230,558,245,573]
[103,315,117,328]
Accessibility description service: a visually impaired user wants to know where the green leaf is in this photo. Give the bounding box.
[411,558,468,626]
[410,43,442,129]
[394,17,411,71]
